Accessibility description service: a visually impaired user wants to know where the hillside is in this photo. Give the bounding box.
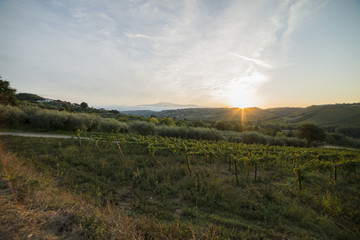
[123,103,360,127]
[283,104,360,127]
[13,92,360,127]
[125,107,274,122]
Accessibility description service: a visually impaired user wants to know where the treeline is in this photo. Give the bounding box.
[0,104,308,147]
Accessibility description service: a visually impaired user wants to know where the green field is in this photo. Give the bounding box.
[1,134,359,239]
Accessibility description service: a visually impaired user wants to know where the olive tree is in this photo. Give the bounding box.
[296,123,326,145]
[0,77,18,106]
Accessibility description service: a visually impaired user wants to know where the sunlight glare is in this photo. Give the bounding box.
[224,81,256,108]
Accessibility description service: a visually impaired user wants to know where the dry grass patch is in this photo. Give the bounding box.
[0,152,144,239]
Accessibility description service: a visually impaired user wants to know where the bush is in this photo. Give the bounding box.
[129,122,156,135]
[156,125,183,138]
[98,118,128,133]
[20,104,41,117]
[222,130,307,147]
[156,126,225,141]
[327,133,360,148]
[0,104,27,125]
[31,109,68,130]
[187,127,225,141]
[25,107,98,131]
[65,113,99,131]
[159,118,176,126]
[240,131,270,144]
[273,136,307,147]
[335,127,360,138]
[296,123,326,144]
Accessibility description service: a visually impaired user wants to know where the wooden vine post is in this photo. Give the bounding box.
[185,153,192,176]
[116,142,124,158]
[95,138,101,152]
[254,162,257,182]
[234,159,239,186]
[298,168,302,191]
[76,129,82,146]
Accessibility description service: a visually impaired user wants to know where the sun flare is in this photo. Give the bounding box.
[224,82,256,108]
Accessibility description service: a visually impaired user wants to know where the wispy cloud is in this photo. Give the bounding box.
[0,0,330,107]
[232,53,274,69]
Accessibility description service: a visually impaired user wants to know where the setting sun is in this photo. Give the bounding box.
[223,81,256,108]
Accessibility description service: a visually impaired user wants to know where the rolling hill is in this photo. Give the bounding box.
[15,92,360,127]
[283,104,360,127]
[121,103,360,127]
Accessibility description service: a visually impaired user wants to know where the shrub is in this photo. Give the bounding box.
[156,126,225,141]
[98,118,128,133]
[187,127,225,141]
[0,104,27,125]
[240,131,270,144]
[31,109,68,130]
[335,127,360,138]
[129,121,156,135]
[149,117,159,124]
[274,136,307,147]
[159,118,176,126]
[65,113,99,131]
[156,125,183,138]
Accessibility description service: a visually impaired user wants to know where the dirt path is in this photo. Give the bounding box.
[0,132,75,139]
[320,144,358,151]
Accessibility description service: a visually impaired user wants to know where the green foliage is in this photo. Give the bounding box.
[296,123,326,144]
[0,77,18,106]
[98,118,128,133]
[326,133,360,148]
[156,126,225,141]
[129,121,156,135]
[149,117,159,124]
[2,135,360,239]
[159,117,176,126]
[16,93,45,102]
[1,103,359,148]
[214,120,233,131]
[80,102,88,109]
[335,127,360,138]
[0,104,27,125]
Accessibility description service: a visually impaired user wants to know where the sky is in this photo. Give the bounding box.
[0,0,359,109]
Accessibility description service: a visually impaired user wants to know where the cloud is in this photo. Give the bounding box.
[0,0,329,106]
[232,53,274,69]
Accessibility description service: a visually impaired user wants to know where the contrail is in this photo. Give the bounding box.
[232,53,274,68]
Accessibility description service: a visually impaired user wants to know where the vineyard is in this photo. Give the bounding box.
[1,133,359,239]
[81,131,359,188]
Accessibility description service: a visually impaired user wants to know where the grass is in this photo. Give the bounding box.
[0,135,359,239]
[285,104,360,127]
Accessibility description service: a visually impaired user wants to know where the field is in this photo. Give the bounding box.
[0,134,359,239]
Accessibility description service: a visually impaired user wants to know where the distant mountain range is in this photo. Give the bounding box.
[105,102,204,112]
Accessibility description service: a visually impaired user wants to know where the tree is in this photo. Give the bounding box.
[0,77,18,106]
[160,117,176,126]
[296,123,326,145]
[149,117,159,124]
[215,120,232,131]
[80,102,88,109]
[16,93,44,102]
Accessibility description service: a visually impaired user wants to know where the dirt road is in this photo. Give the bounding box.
[0,132,75,139]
